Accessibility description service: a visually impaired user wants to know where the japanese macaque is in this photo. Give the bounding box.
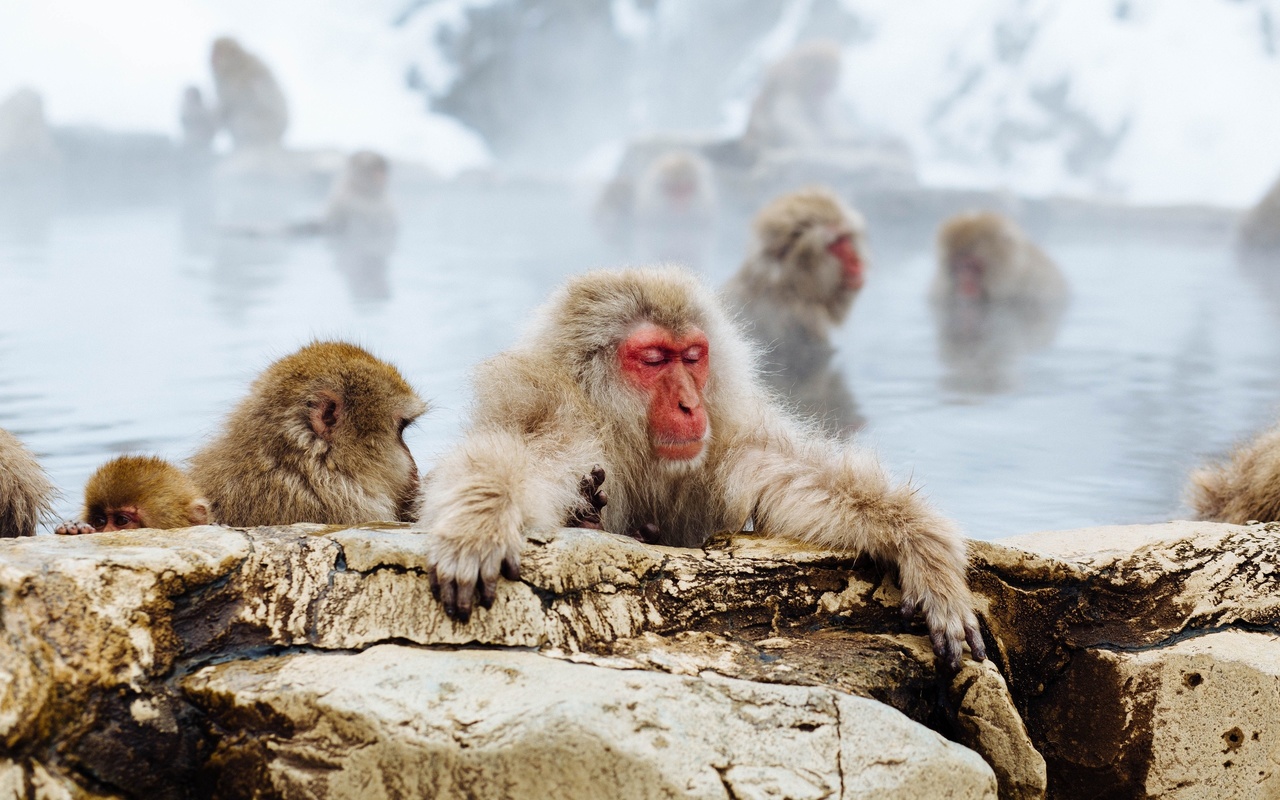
[0,428,53,538]
[179,86,219,153]
[55,456,210,535]
[319,150,396,239]
[0,87,59,170]
[931,211,1068,393]
[417,267,985,670]
[743,41,843,151]
[724,188,867,436]
[189,341,426,526]
[209,36,289,151]
[631,150,717,266]
[1238,174,1280,253]
[1187,423,1280,524]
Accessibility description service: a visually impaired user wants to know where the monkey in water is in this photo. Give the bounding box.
[55,456,210,534]
[0,428,54,538]
[931,211,1068,393]
[743,40,843,152]
[1187,422,1280,524]
[724,187,867,435]
[417,267,985,671]
[189,341,427,527]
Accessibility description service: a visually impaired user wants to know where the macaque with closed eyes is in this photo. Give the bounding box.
[417,267,985,670]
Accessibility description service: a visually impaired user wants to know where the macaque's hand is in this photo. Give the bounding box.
[901,593,986,673]
[426,529,522,624]
[55,521,96,535]
[566,466,607,530]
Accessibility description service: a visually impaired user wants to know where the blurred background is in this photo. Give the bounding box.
[3,0,1280,537]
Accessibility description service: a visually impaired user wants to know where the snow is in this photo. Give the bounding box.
[4,0,1280,202]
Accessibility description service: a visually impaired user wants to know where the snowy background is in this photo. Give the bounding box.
[3,0,1280,204]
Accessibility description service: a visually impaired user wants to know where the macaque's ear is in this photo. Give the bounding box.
[188,498,211,526]
[309,390,344,440]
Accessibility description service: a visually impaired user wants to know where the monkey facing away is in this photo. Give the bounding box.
[724,187,867,435]
[0,428,54,538]
[209,36,289,151]
[931,211,1068,393]
[1187,422,1280,524]
[189,341,426,527]
[56,456,210,534]
[418,267,985,670]
[743,40,843,152]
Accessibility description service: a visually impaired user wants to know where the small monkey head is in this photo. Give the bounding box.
[937,211,1021,301]
[82,455,209,532]
[343,150,390,200]
[210,37,246,73]
[772,40,842,102]
[751,187,867,311]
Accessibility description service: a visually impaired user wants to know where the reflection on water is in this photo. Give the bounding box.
[1,182,1277,539]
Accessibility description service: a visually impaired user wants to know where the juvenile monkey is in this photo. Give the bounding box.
[189,341,426,526]
[1187,423,1280,524]
[724,187,867,434]
[56,456,210,534]
[0,428,53,537]
[932,211,1068,393]
[418,267,984,670]
[209,36,289,151]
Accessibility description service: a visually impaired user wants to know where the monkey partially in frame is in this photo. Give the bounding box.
[55,455,210,534]
[417,267,985,670]
[0,427,54,538]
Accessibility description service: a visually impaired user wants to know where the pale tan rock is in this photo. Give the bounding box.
[952,660,1047,800]
[186,644,998,800]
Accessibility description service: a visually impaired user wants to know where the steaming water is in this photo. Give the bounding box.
[1,181,1277,539]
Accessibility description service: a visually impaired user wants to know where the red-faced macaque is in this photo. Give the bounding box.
[189,341,426,526]
[209,37,289,151]
[0,428,53,538]
[724,187,867,435]
[743,41,843,152]
[1187,423,1280,524]
[55,456,210,535]
[179,86,219,154]
[931,211,1068,393]
[417,267,985,670]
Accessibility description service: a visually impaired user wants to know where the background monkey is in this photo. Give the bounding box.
[932,210,1068,393]
[209,36,289,151]
[743,40,843,152]
[1187,423,1280,524]
[189,341,426,527]
[0,428,54,538]
[417,267,984,670]
[724,187,867,435]
[55,455,210,534]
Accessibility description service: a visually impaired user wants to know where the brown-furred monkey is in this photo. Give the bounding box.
[1187,422,1280,524]
[725,187,867,435]
[418,267,985,670]
[190,341,426,527]
[56,455,210,534]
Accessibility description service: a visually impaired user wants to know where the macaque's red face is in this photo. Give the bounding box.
[828,233,864,292]
[619,324,710,461]
[951,255,985,299]
[88,505,143,532]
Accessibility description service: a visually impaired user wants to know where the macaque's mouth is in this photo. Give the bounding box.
[654,438,707,461]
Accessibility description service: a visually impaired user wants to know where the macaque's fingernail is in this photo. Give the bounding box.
[501,559,520,581]
[480,579,497,609]
[930,631,946,658]
[968,628,987,661]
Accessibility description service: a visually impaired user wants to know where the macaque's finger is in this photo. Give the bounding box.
[479,559,501,609]
[500,556,521,582]
[966,624,987,662]
[590,465,605,490]
[594,489,608,510]
[439,580,457,618]
[899,598,921,619]
[428,567,441,600]
[453,574,477,623]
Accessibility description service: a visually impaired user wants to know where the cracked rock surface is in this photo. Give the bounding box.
[184,645,997,799]
[0,519,1277,798]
